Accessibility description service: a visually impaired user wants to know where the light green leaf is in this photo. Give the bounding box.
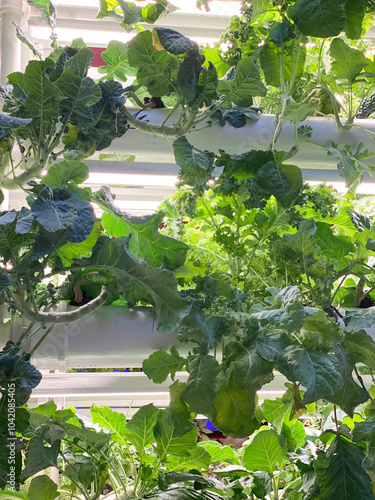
[242,430,287,474]
[203,44,230,79]
[143,347,186,384]
[198,441,240,465]
[210,372,260,438]
[154,410,199,461]
[28,475,58,500]
[217,57,267,107]
[91,404,127,445]
[166,447,211,471]
[260,38,306,87]
[56,220,102,267]
[282,418,306,452]
[288,0,347,38]
[128,30,179,97]
[43,160,89,188]
[98,40,134,82]
[177,55,202,103]
[330,38,369,83]
[315,436,373,500]
[125,404,159,460]
[262,398,290,434]
[166,381,196,437]
[281,102,317,125]
[298,310,342,349]
[314,222,354,264]
[181,354,220,414]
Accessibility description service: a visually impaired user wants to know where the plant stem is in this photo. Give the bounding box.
[28,325,55,356]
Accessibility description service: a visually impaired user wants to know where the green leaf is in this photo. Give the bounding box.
[210,372,260,438]
[260,38,306,87]
[96,188,188,270]
[280,346,345,405]
[269,21,295,47]
[23,60,62,121]
[98,41,133,82]
[257,161,302,208]
[128,30,179,97]
[344,309,375,333]
[283,218,318,267]
[90,236,191,333]
[125,404,159,458]
[43,160,89,188]
[314,436,373,500]
[242,430,287,474]
[64,456,95,487]
[282,418,306,452]
[288,0,347,38]
[216,149,274,179]
[166,447,211,472]
[143,347,186,384]
[153,410,199,461]
[20,430,60,480]
[0,114,32,128]
[262,397,290,434]
[256,332,291,362]
[177,54,202,103]
[323,141,375,191]
[56,420,111,450]
[281,102,317,125]
[166,381,196,437]
[28,475,58,500]
[181,354,220,414]
[314,222,354,264]
[298,310,342,349]
[153,28,197,55]
[27,0,56,28]
[15,23,42,59]
[352,420,375,441]
[330,38,369,83]
[232,347,274,392]
[0,355,42,406]
[203,45,230,79]
[56,220,101,267]
[173,137,215,188]
[0,487,28,499]
[344,330,375,368]
[344,0,366,39]
[90,404,127,445]
[198,441,240,465]
[217,57,267,107]
[196,62,219,107]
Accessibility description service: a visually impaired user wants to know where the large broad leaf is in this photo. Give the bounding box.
[256,332,291,362]
[27,0,56,28]
[153,410,199,461]
[314,436,373,500]
[178,310,227,346]
[177,54,202,103]
[262,397,291,434]
[98,41,134,82]
[173,136,215,188]
[91,405,127,445]
[288,0,347,38]
[344,0,366,39]
[196,62,219,107]
[260,38,306,87]
[181,354,220,414]
[283,218,318,268]
[56,420,111,449]
[280,346,346,405]
[20,430,61,480]
[352,420,375,441]
[257,161,302,208]
[232,347,274,393]
[64,456,95,487]
[89,236,191,332]
[42,160,89,188]
[128,30,179,97]
[242,430,286,474]
[143,347,186,384]
[56,220,101,267]
[203,45,230,79]
[314,222,354,265]
[0,355,42,406]
[330,38,369,83]
[344,308,375,333]
[153,28,198,55]
[31,186,77,232]
[97,188,187,270]
[216,149,274,180]
[298,310,342,350]
[217,57,267,107]
[23,60,62,121]
[125,404,159,460]
[0,114,32,128]
[28,475,58,500]
[344,330,375,369]
[198,441,240,465]
[166,447,211,472]
[281,102,317,125]
[166,381,196,437]
[209,372,260,438]
[0,486,28,499]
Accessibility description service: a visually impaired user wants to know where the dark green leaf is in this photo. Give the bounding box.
[166,380,196,437]
[153,28,197,55]
[344,0,366,39]
[0,114,32,128]
[28,475,58,500]
[20,430,60,480]
[269,21,295,47]
[181,354,220,414]
[314,436,373,500]
[257,161,302,208]
[288,0,347,38]
[177,55,202,103]
[173,136,215,188]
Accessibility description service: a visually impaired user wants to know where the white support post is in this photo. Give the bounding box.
[0,0,23,84]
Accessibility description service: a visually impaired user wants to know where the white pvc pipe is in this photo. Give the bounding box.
[107,110,375,170]
[0,0,23,84]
